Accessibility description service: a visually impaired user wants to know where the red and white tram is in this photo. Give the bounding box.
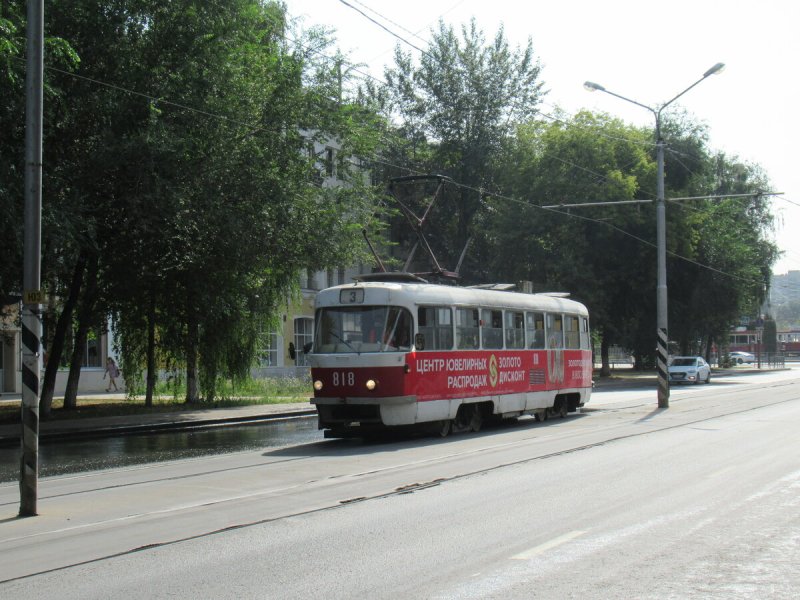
[308,274,593,437]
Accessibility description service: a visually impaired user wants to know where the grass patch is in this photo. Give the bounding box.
[152,375,311,401]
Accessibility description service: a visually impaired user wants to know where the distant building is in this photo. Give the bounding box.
[771,270,800,305]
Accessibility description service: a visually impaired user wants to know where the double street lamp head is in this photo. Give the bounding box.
[584,62,725,103]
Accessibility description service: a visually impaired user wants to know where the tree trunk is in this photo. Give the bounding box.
[185,307,199,404]
[600,335,611,377]
[62,255,99,410]
[145,291,156,407]
[41,253,86,418]
[63,317,88,410]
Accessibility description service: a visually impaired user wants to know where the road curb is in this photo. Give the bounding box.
[0,408,317,448]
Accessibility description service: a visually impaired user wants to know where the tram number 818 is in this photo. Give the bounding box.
[332,371,356,386]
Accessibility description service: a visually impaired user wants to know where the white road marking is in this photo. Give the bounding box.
[511,529,586,560]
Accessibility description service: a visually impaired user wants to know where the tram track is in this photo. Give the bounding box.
[1,375,797,583]
[3,375,797,507]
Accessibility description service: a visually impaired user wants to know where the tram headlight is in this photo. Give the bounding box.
[313,380,323,391]
[365,379,377,391]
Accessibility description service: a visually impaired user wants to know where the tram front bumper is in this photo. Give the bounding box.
[311,395,417,428]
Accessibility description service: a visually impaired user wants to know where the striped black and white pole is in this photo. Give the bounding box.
[19,308,41,516]
[656,326,670,409]
[20,0,44,517]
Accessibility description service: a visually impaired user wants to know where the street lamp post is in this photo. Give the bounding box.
[584,63,725,409]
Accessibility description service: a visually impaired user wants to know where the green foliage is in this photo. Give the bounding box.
[366,18,777,364]
[376,18,545,277]
[476,110,775,364]
[489,113,656,356]
[2,1,385,404]
[0,6,27,307]
[2,2,780,397]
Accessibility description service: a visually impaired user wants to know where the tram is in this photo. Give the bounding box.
[308,273,593,437]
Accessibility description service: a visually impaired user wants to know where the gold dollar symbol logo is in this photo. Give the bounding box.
[489,354,498,387]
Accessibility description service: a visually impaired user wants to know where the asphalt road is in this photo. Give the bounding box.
[0,368,798,598]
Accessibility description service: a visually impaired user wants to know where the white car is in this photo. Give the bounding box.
[668,356,711,384]
[729,351,755,364]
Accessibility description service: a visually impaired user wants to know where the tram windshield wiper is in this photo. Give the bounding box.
[328,331,359,355]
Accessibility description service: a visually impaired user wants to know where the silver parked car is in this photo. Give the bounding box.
[729,351,755,364]
[668,356,711,384]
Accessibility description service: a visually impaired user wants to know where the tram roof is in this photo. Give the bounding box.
[316,279,589,316]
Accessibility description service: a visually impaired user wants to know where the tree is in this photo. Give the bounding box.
[666,146,777,358]
[484,109,778,370]
[489,112,657,372]
[99,0,384,402]
[3,1,386,409]
[377,18,545,279]
[0,3,25,310]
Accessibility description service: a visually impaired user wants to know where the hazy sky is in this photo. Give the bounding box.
[286,0,799,275]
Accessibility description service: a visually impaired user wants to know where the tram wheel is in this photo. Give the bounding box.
[438,420,452,437]
[469,406,484,432]
[559,404,568,418]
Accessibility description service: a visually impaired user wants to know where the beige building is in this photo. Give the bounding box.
[0,299,116,397]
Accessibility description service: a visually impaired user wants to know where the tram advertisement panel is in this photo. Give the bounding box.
[410,350,592,401]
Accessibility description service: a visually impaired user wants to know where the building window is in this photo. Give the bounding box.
[257,328,280,367]
[294,317,314,366]
[54,324,103,369]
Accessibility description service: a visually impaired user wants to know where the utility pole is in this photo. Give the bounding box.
[20,0,44,517]
[584,62,725,409]
[655,125,669,408]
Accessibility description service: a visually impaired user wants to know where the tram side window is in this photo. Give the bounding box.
[456,308,480,349]
[580,317,590,350]
[546,313,564,349]
[564,315,580,349]
[526,312,545,349]
[505,311,525,349]
[417,306,453,351]
[481,309,503,349]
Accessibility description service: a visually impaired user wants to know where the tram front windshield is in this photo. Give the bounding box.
[314,306,413,353]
